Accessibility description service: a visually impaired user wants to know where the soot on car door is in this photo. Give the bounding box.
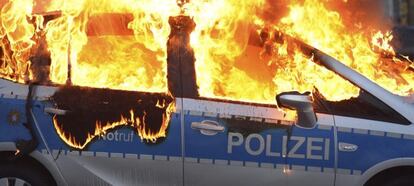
[36,86,183,185]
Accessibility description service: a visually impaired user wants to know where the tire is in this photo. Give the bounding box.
[382,175,414,186]
[0,157,55,186]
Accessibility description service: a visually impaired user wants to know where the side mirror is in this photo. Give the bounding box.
[276,92,317,129]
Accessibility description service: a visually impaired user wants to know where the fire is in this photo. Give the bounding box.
[53,104,175,149]
[53,113,128,149]
[43,0,180,92]
[371,31,395,56]
[182,0,267,102]
[51,86,175,149]
[0,1,412,102]
[0,0,36,82]
[268,0,413,99]
[53,110,141,149]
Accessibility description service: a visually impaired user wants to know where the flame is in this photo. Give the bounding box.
[261,0,413,100]
[53,103,175,149]
[53,111,134,149]
[0,0,36,82]
[0,0,412,102]
[43,0,180,92]
[371,31,395,56]
[182,0,266,102]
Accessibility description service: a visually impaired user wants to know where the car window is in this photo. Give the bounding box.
[312,87,411,125]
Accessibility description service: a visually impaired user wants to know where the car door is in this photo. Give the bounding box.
[183,98,289,186]
[30,84,183,186]
[284,113,336,186]
[182,97,336,186]
[316,89,414,186]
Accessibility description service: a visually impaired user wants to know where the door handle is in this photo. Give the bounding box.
[338,142,358,152]
[191,120,225,136]
[44,107,69,115]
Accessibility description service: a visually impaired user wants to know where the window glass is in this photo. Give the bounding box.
[313,87,411,125]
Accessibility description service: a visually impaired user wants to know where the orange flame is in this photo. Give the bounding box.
[266,0,413,99]
[371,31,395,56]
[0,0,36,81]
[0,0,412,102]
[53,101,175,149]
[42,0,180,92]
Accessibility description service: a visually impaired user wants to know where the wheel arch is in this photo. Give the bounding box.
[359,158,414,186]
[0,142,66,186]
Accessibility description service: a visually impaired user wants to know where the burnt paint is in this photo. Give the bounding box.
[52,86,174,149]
[167,15,199,98]
[225,117,289,137]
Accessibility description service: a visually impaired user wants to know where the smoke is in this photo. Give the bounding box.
[326,0,392,30]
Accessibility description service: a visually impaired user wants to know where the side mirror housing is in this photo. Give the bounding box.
[276,92,317,129]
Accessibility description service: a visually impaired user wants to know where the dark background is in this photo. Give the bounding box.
[388,0,414,58]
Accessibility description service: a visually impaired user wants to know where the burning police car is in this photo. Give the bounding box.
[0,1,414,186]
[0,42,414,186]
